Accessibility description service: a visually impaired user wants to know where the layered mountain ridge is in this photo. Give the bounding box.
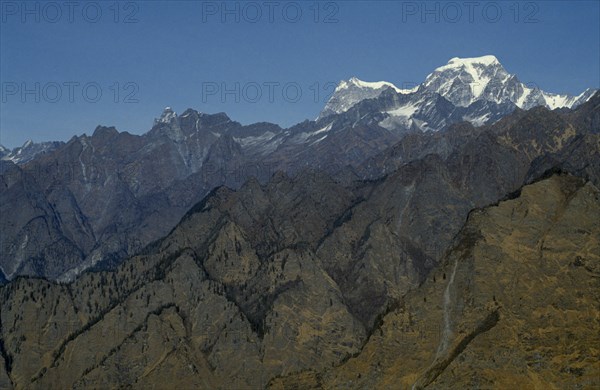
[0,56,598,285]
[1,171,597,389]
[0,55,599,389]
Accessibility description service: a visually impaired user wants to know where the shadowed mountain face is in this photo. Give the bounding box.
[2,92,599,282]
[0,112,255,281]
[356,94,600,181]
[1,173,597,389]
[0,104,402,282]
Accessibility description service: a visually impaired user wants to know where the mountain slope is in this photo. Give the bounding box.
[2,172,597,389]
[0,171,369,389]
[0,112,277,281]
[0,141,64,165]
[270,174,600,389]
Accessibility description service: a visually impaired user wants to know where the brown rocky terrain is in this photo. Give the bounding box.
[270,174,600,389]
[1,98,599,388]
[1,173,597,389]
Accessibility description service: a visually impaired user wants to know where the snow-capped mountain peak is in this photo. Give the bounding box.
[540,88,598,110]
[416,55,595,111]
[337,77,405,94]
[422,55,511,107]
[0,140,63,164]
[443,54,500,68]
[155,107,178,124]
[319,77,417,119]
[318,55,597,126]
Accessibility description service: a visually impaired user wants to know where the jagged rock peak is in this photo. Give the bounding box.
[155,106,178,125]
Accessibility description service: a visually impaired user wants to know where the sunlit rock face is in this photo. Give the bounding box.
[272,174,600,389]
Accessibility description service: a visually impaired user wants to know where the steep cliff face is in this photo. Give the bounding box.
[271,174,600,389]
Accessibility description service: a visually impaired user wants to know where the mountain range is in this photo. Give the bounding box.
[0,55,599,389]
[319,55,595,124]
[1,55,597,283]
[0,104,598,388]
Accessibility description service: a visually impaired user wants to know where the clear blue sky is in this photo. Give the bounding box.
[1,0,599,148]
